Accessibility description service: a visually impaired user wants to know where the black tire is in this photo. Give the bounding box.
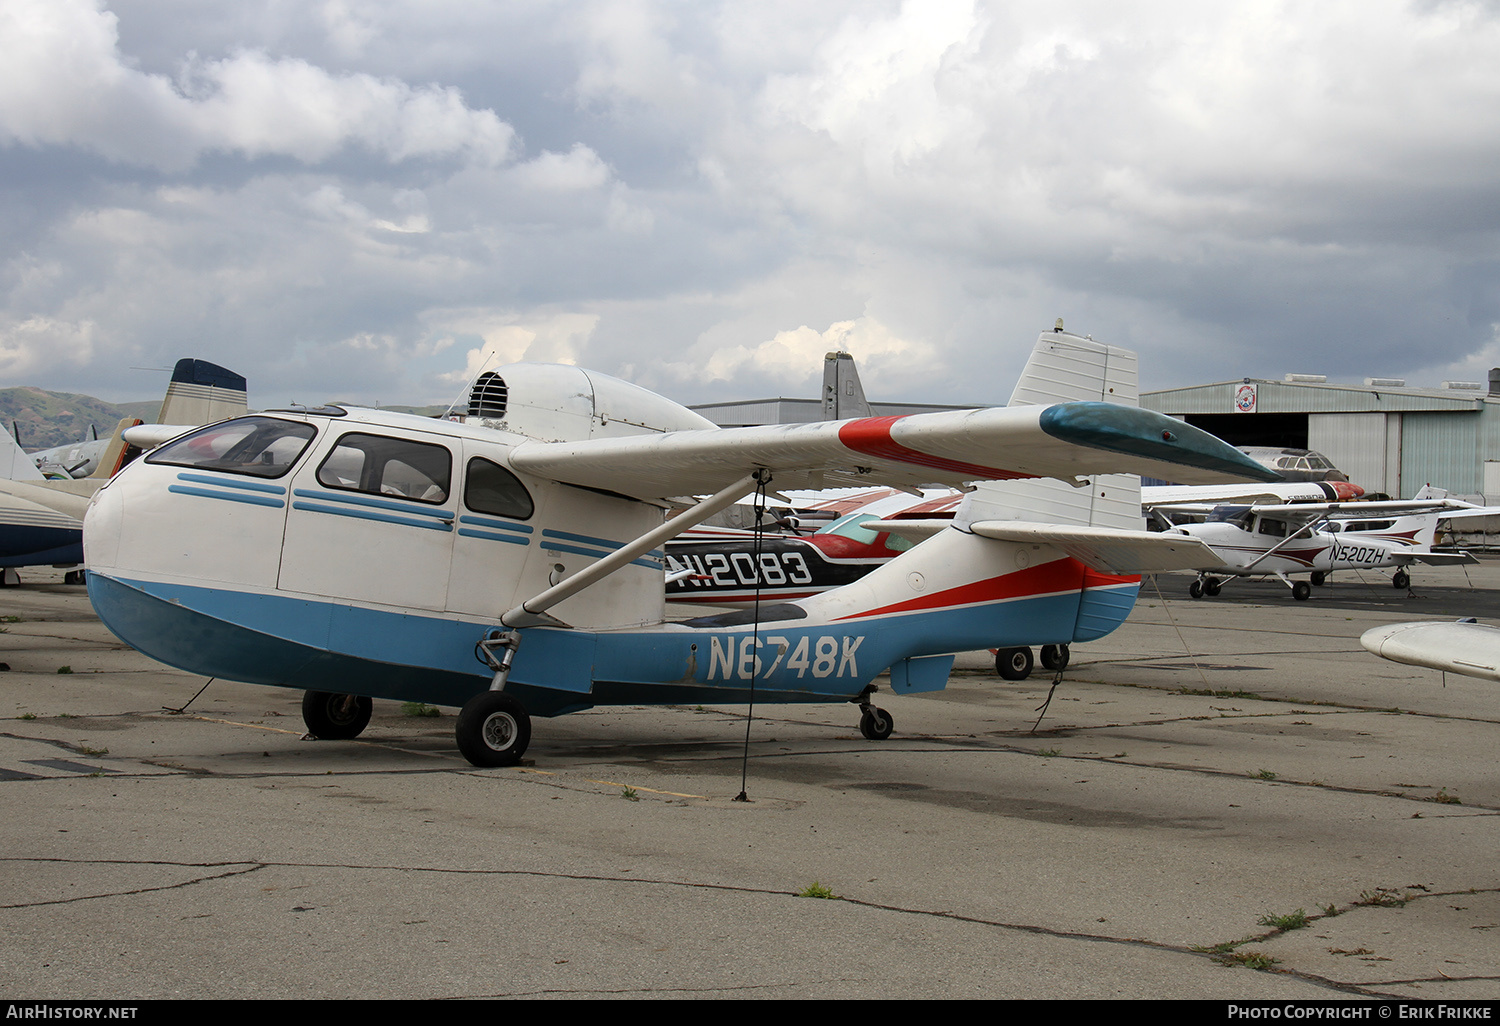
[859,706,894,741]
[1040,644,1070,671]
[1392,570,1410,590]
[1203,578,1222,597]
[1310,572,1326,587]
[456,691,531,767]
[996,646,1034,680]
[301,691,373,740]
[1292,581,1311,601]
[1188,579,1204,599]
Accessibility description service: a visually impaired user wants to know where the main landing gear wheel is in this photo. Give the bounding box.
[1040,644,1070,671]
[1292,581,1312,601]
[1310,572,1326,587]
[859,706,894,741]
[997,646,1034,680]
[1203,578,1222,597]
[1392,570,1411,590]
[301,691,373,740]
[1188,579,1205,599]
[456,691,531,767]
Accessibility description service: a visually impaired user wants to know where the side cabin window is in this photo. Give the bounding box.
[316,433,451,504]
[1256,517,1288,538]
[1344,519,1395,533]
[465,457,534,520]
[146,417,316,479]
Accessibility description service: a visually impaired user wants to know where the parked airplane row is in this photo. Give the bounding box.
[10,331,1489,770]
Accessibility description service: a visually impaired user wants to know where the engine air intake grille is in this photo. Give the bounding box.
[468,372,508,419]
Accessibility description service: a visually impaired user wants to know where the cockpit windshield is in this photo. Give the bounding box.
[817,513,914,551]
[1206,504,1254,530]
[146,417,317,479]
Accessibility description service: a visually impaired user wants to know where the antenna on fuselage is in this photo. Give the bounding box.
[444,349,502,420]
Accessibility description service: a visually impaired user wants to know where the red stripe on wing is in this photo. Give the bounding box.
[837,416,1032,480]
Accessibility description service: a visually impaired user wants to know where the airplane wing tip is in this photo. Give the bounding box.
[1038,403,1282,483]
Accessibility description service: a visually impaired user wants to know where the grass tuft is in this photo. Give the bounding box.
[1257,909,1308,931]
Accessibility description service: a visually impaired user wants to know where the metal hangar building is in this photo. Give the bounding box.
[1142,372,1500,501]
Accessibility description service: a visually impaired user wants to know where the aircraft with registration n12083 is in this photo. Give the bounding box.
[83,328,1278,767]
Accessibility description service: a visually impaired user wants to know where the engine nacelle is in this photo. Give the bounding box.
[466,364,715,443]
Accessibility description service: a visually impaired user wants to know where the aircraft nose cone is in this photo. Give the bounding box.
[1333,481,1364,500]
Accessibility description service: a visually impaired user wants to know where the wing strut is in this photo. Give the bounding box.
[501,471,763,628]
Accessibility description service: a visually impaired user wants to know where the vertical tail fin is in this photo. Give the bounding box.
[821,351,873,420]
[156,359,248,427]
[87,417,145,480]
[957,328,1143,531]
[0,423,44,481]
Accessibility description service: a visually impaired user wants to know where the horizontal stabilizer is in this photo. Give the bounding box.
[1404,551,1479,567]
[967,520,1226,575]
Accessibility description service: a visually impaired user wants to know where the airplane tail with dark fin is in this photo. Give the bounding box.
[955,329,1143,532]
[156,359,248,427]
[90,359,248,480]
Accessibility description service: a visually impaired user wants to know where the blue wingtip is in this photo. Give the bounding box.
[1039,402,1283,481]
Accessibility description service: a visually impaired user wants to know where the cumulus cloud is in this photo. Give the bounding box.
[6,0,1500,412]
[0,0,514,171]
[430,310,604,385]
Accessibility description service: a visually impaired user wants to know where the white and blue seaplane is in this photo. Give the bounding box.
[83,329,1277,767]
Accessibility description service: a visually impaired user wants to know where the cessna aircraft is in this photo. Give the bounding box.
[0,360,247,581]
[83,329,1276,767]
[1164,497,1496,600]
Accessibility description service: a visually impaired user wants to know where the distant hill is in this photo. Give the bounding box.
[374,405,451,418]
[0,385,457,454]
[0,387,157,452]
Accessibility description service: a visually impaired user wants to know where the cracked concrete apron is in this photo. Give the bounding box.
[1,565,1497,999]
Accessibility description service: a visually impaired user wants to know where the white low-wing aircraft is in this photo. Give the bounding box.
[83,330,1276,767]
[1163,497,1498,600]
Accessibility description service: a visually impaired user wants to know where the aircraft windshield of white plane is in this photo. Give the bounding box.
[145,416,317,478]
[1206,505,1254,530]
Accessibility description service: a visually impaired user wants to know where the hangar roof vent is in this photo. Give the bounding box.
[1284,374,1327,383]
[1365,377,1406,387]
[1442,380,1482,391]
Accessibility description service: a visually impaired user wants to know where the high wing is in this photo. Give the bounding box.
[510,402,1278,503]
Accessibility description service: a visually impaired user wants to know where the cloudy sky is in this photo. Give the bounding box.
[3,0,1500,411]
